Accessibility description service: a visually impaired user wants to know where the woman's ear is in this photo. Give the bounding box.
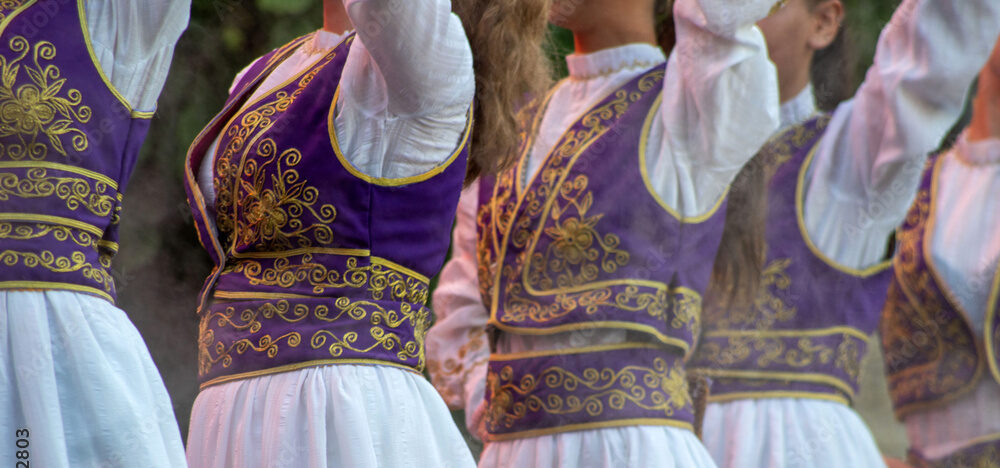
[808,0,844,51]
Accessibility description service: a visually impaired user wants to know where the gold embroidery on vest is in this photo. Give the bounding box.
[224,255,369,294]
[200,297,430,376]
[706,258,797,330]
[234,138,337,250]
[0,249,112,292]
[695,329,867,394]
[0,168,115,216]
[490,71,683,331]
[881,158,984,417]
[0,222,98,248]
[0,36,91,159]
[214,48,336,239]
[0,1,28,23]
[485,356,691,431]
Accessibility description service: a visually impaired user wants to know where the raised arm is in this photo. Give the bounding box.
[88,0,191,112]
[342,0,474,116]
[803,0,1000,268]
[654,0,781,218]
[426,182,491,437]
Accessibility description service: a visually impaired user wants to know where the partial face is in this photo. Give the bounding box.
[757,0,815,85]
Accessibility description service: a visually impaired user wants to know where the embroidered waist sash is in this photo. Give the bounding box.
[484,344,694,440]
[692,327,869,405]
[198,252,431,387]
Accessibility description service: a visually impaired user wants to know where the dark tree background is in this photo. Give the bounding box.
[119,0,906,455]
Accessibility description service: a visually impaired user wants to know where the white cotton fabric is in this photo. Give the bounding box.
[701,398,886,468]
[902,134,1000,460]
[478,425,718,468]
[802,0,1000,271]
[86,0,191,112]
[189,1,477,467]
[186,365,475,468]
[427,0,782,466]
[0,2,188,467]
[700,86,891,468]
[0,291,186,468]
[700,0,1000,465]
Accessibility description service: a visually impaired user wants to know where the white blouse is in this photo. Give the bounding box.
[427,0,782,435]
[903,133,1000,459]
[197,0,474,214]
[86,0,191,112]
[427,0,1000,439]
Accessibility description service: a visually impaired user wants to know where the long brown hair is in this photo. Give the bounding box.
[655,0,676,54]
[706,0,851,316]
[453,0,554,184]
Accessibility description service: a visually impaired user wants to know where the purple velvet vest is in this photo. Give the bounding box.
[689,116,893,405]
[0,0,152,303]
[184,34,470,388]
[879,153,1000,419]
[476,65,728,440]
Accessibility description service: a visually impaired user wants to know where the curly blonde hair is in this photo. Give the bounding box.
[453,0,554,183]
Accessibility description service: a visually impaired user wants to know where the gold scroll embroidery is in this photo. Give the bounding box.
[214,42,342,238]
[0,222,98,248]
[0,168,115,216]
[0,249,112,292]
[882,157,984,417]
[486,355,691,430]
[200,297,430,376]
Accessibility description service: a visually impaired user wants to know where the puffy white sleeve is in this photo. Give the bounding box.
[335,0,475,179]
[649,0,781,217]
[85,0,191,113]
[426,181,491,436]
[803,0,1000,269]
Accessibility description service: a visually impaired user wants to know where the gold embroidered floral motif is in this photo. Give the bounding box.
[486,356,690,431]
[485,70,687,333]
[234,138,337,250]
[0,249,112,292]
[214,44,343,238]
[0,36,92,160]
[0,168,116,216]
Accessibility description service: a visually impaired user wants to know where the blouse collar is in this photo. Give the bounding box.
[779,84,818,131]
[566,43,666,80]
[955,130,1000,166]
[304,29,352,55]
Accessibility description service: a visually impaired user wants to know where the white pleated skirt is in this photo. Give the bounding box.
[701,398,886,468]
[0,290,187,468]
[478,425,719,468]
[186,363,476,468]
